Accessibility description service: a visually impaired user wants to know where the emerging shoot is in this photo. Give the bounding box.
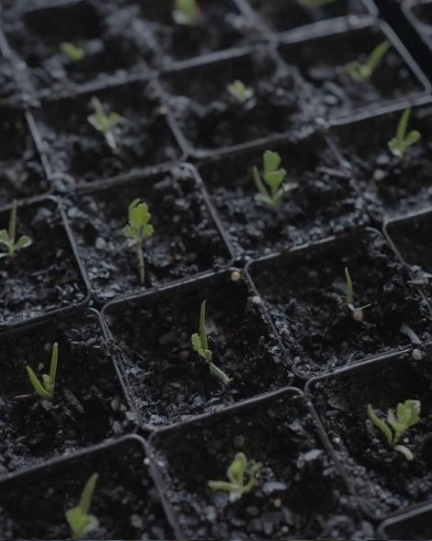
[0,200,32,259]
[66,473,100,540]
[209,452,262,503]
[388,108,421,159]
[344,267,371,322]
[173,0,201,26]
[60,42,86,62]
[26,343,59,401]
[191,300,232,384]
[122,199,154,284]
[346,40,390,82]
[252,151,298,209]
[295,0,338,6]
[227,80,254,105]
[88,97,122,152]
[368,400,421,461]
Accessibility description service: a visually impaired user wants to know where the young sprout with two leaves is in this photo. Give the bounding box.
[344,267,371,323]
[122,199,154,284]
[0,200,32,259]
[388,108,422,159]
[252,151,298,210]
[66,473,99,540]
[227,80,254,105]
[173,0,201,26]
[88,97,122,153]
[209,452,262,503]
[368,400,421,461]
[60,42,86,62]
[346,40,390,82]
[192,300,232,384]
[26,343,59,401]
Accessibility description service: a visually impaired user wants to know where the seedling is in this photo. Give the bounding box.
[88,97,122,152]
[368,400,421,461]
[191,300,232,384]
[227,80,254,105]
[26,343,59,401]
[122,199,154,284]
[66,473,99,540]
[346,40,390,82]
[0,200,32,259]
[388,108,421,159]
[295,0,338,7]
[60,42,86,62]
[209,452,262,503]
[344,267,371,322]
[252,151,298,209]
[173,0,201,26]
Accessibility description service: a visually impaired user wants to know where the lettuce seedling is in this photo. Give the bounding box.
[346,40,390,82]
[252,151,298,210]
[0,200,32,259]
[388,108,421,159]
[88,97,122,152]
[26,343,59,401]
[227,80,254,105]
[66,473,99,540]
[368,400,421,461]
[173,0,201,26]
[60,42,86,62]
[192,300,232,384]
[295,0,337,6]
[122,199,154,284]
[344,267,371,322]
[209,452,262,503]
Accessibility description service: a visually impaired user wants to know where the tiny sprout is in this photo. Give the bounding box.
[346,40,390,82]
[368,400,421,461]
[26,343,59,401]
[88,97,122,152]
[388,108,421,159]
[0,200,32,259]
[173,0,201,26]
[227,80,254,105]
[66,473,99,540]
[122,199,154,285]
[60,42,86,62]
[191,300,232,384]
[295,0,338,6]
[252,150,298,209]
[209,452,262,503]
[344,267,371,322]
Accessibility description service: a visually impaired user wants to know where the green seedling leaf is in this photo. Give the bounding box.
[60,42,86,62]
[26,343,59,401]
[173,0,201,26]
[88,97,122,152]
[388,108,422,159]
[344,267,371,322]
[346,40,390,82]
[227,80,254,104]
[66,473,99,540]
[0,200,32,259]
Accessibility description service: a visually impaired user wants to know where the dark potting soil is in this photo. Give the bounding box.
[411,1,432,29]
[380,506,432,540]
[67,167,232,302]
[0,199,88,330]
[161,47,314,156]
[247,0,370,34]
[2,0,157,95]
[328,103,432,220]
[309,352,432,518]
[278,24,426,120]
[248,228,432,378]
[150,389,373,540]
[0,437,173,540]
[0,108,47,207]
[137,0,252,64]
[0,310,130,476]
[0,56,20,103]
[31,79,183,186]
[198,133,367,259]
[104,271,289,428]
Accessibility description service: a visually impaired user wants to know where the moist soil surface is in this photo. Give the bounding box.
[0,311,129,476]
[248,228,432,378]
[198,134,367,259]
[104,271,289,428]
[0,199,88,330]
[151,389,372,540]
[309,351,432,518]
[32,79,182,186]
[381,508,432,540]
[0,437,173,540]
[67,167,232,302]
